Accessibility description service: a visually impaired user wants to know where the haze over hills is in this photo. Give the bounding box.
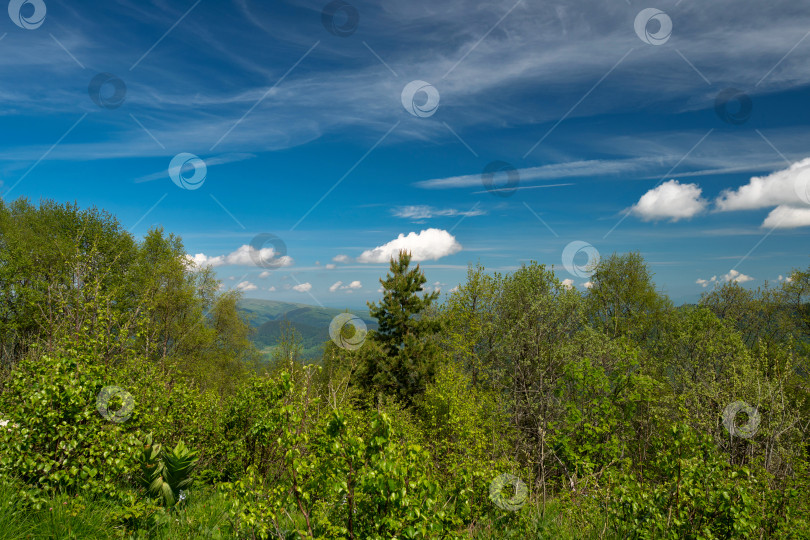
[237,299,377,360]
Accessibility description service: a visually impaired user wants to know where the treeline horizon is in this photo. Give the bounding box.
[0,197,808,539]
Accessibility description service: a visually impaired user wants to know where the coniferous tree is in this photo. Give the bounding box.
[362,250,442,406]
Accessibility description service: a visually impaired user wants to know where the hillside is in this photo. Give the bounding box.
[237,299,377,359]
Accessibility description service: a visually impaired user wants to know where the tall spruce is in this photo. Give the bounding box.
[363,250,442,405]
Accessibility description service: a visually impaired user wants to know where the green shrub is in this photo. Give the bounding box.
[136,433,199,507]
[0,348,140,507]
[603,423,808,539]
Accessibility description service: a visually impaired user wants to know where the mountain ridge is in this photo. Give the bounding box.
[237,298,377,360]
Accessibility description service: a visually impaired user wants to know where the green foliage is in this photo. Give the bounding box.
[439,262,501,387]
[417,361,516,508]
[604,423,808,539]
[586,251,672,343]
[0,197,259,393]
[320,410,457,539]
[137,433,199,507]
[0,346,140,507]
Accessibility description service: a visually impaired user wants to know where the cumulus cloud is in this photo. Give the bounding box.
[583,281,593,289]
[187,245,294,268]
[560,278,574,290]
[268,286,277,291]
[332,254,351,263]
[427,281,444,292]
[761,205,810,228]
[325,264,336,270]
[357,228,462,263]
[697,269,754,288]
[329,280,363,292]
[715,158,810,211]
[392,205,486,220]
[236,281,257,291]
[712,159,810,228]
[292,282,312,292]
[630,180,708,222]
[723,269,754,283]
[258,270,271,278]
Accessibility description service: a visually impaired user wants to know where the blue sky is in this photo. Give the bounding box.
[2,0,810,309]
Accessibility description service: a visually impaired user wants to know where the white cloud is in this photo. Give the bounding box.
[392,205,486,220]
[135,153,255,184]
[696,276,717,288]
[697,270,754,287]
[415,159,654,190]
[236,280,257,291]
[722,269,754,284]
[188,253,213,267]
[426,280,444,292]
[761,205,810,228]
[188,244,294,268]
[583,281,593,289]
[325,263,336,269]
[258,270,271,278]
[449,285,459,293]
[292,282,312,292]
[7,1,810,169]
[715,158,810,211]
[268,286,277,291]
[561,278,574,290]
[630,180,708,222]
[357,228,462,263]
[332,254,351,263]
[329,280,363,292]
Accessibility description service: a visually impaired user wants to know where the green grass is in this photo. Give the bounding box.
[0,482,236,540]
[0,480,608,539]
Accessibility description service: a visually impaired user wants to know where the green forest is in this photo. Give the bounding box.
[1,198,809,539]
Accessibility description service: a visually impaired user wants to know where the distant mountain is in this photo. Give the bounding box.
[237,299,377,360]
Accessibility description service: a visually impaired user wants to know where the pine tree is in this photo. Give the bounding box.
[362,250,442,406]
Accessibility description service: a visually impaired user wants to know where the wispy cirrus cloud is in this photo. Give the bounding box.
[392,205,486,219]
[414,159,653,190]
[5,0,810,164]
[134,153,255,183]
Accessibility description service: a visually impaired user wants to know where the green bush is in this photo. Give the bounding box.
[604,423,808,539]
[0,346,140,507]
[137,433,199,507]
